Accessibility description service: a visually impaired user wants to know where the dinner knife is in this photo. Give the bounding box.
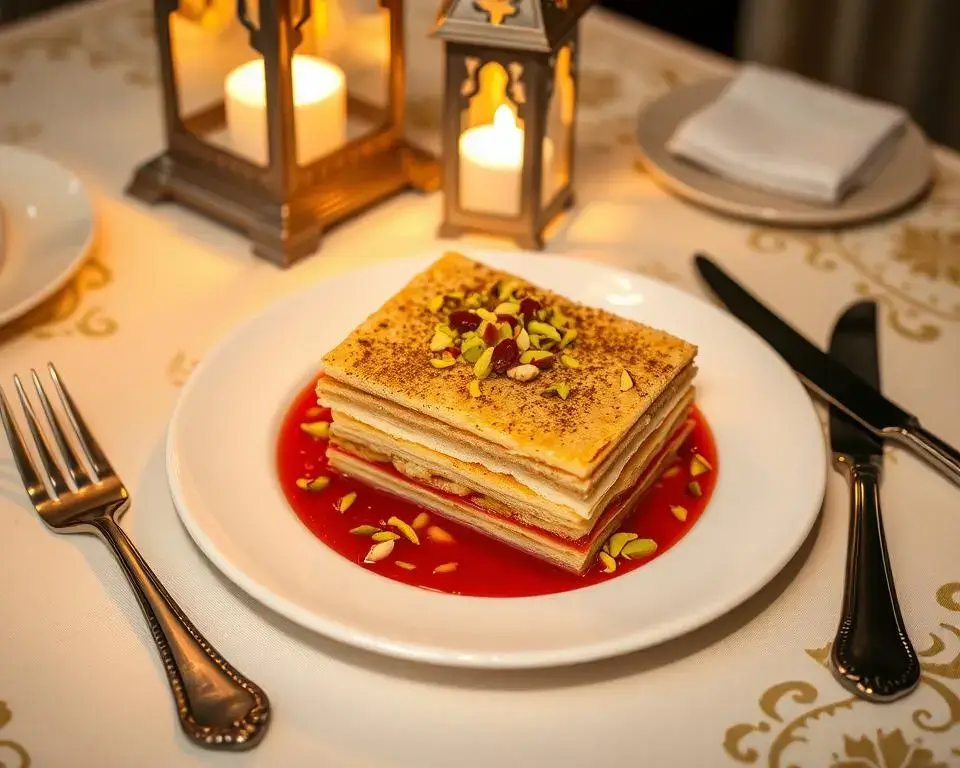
[693,253,960,487]
[828,300,919,702]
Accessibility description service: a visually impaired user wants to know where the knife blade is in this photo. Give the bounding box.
[826,299,919,701]
[828,301,884,461]
[694,253,960,487]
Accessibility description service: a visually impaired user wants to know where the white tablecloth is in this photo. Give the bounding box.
[2,2,960,765]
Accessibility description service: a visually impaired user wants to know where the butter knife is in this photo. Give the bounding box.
[694,254,960,487]
[828,300,919,701]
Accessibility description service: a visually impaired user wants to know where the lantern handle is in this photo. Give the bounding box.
[294,0,311,29]
[236,0,256,33]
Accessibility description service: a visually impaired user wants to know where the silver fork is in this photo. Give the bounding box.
[0,363,270,750]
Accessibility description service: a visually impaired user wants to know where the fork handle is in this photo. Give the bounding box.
[830,457,920,702]
[94,514,270,749]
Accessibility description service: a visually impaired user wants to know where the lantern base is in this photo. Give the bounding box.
[126,141,441,268]
[437,189,576,252]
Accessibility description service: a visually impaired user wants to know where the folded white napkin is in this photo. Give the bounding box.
[666,64,909,204]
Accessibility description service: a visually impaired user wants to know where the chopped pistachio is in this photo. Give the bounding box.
[427,525,455,544]
[427,295,445,313]
[300,421,330,438]
[364,539,395,563]
[476,308,497,322]
[412,512,430,530]
[497,322,513,341]
[465,292,484,309]
[435,322,456,336]
[447,290,465,301]
[621,538,657,559]
[433,562,458,574]
[349,525,381,536]
[542,382,572,400]
[663,466,681,479]
[372,531,401,542]
[461,336,486,363]
[671,505,688,522]
[468,379,482,398]
[335,491,357,513]
[607,532,639,558]
[506,364,540,382]
[687,481,702,498]
[560,354,580,369]
[528,320,562,342]
[493,301,520,316]
[529,334,543,350]
[431,355,456,369]
[395,561,417,571]
[296,476,330,492]
[388,515,420,545]
[430,330,455,352]
[516,328,531,352]
[497,279,523,301]
[305,406,325,418]
[598,551,617,573]
[474,347,494,379]
[560,328,578,349]
[690,454,713,477]
[520,350,553,365]
[620,369,635,392]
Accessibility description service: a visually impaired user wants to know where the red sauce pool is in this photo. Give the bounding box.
[276,378,718,598]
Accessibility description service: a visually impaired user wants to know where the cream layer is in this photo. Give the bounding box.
[324,382,692,519]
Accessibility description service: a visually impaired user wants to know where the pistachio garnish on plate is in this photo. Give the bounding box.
[388,516,420,545]
[364,540,395,563]
[687,480,702,497]
[671,505,688,522]
[598,551,617,573]
[412,512,430,530]
[621,538,657,559]
[395,561,417,571]
[349,525,381,536]
[607,531,639,558]
[372,531,401,542]
[426,525,454,544]
[296,476,330,492]
[690,454,713,476]
[433,562,458,574]
[542,382,572,400]
[336,491,357,513]
[300,421,330,438]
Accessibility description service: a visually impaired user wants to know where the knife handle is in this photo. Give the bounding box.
[887,424,960,487]
[830,456,920,702]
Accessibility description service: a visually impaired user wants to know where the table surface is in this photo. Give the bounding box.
[2,1,960,766]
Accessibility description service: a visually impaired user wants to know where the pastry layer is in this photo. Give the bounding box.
[319,252,698,479]
[317,365,696,510]
[328,391,694,535]
[328,419,696,574]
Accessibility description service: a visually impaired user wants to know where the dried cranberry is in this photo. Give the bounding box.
[496,314,519,329]
[491,339,519,374]
[482,323,499,345]
[449,310,481,333]
[445,346,461,359]
[530,353,555,370]
[520,297,542,321]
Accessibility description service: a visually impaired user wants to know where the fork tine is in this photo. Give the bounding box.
[47,363,115,480]
[13,375,69,497]
[32,369,92,489]
[0,385,50,506]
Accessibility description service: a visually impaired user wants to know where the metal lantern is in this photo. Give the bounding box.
[127,0,440,267]
[432,0,591,250]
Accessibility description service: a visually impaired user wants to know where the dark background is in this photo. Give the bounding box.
[600,0,742,57]
[2,0,745,56]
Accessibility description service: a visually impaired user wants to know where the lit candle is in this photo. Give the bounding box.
[458,105,553,217]
[224,54,346,166]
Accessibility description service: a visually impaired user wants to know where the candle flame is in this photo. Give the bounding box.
[493,104,517,132]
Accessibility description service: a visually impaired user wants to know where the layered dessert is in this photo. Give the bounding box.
[316,253,698,574]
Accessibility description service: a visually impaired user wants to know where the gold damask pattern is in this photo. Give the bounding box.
[0,701,30,768]
[167,351,200,387]
[0,255,117,345]
[0,1,155,87]
[724,582,960,767]
[474,0,520,25]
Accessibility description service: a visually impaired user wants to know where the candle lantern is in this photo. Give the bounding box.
[432,0,591,250]
[127,0,440,267]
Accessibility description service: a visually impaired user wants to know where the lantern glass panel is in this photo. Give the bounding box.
[290,0,391,167]
[457,60,524,218]
[543,43,574,204]
[169,0,268,165]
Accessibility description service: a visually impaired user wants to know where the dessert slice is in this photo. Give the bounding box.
[317,252,698,573]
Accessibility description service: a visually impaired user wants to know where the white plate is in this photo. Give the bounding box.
[636,78,933,227]
[166,250,826,668]
[0,145,95,326]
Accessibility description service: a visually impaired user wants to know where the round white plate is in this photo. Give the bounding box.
[167,251,826,668]
[0,145,95,326]
[636,78,933,227]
